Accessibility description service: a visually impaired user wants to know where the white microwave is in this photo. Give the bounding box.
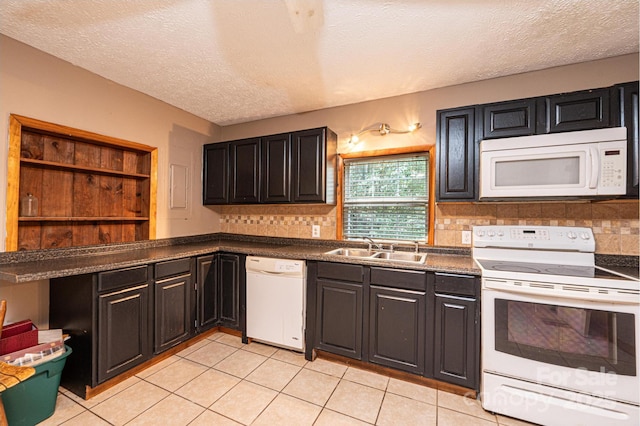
[479,127,627,200]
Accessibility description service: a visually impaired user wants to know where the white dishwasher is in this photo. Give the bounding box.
[246,256,306,351]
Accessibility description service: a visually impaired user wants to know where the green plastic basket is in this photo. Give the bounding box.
[2,345,72,426]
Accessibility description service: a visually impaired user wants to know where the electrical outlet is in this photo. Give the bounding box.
[312,224,321,238]
[462,230,472,245]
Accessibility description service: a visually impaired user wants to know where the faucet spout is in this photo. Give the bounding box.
[363,237,381,251]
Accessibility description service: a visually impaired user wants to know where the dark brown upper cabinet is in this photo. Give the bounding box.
[203,126,336,205]
[616,81,639,198]
[230,138,261,204]
[481,99,537,139]
[203,142,229,204]
[542,87,612,133]
[261,133,291,203]
[436,81,638,202]
[436,107,477,201]
[292,127,337,204]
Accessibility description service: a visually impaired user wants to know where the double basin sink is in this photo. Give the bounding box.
[324,248,427,264]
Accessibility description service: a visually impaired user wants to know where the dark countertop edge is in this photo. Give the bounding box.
[0,233,221,264]
[3,233,635,284]
[0,234,478,283]
[595,254,639,269]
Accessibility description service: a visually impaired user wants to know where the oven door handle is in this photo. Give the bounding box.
[483,279,639,304]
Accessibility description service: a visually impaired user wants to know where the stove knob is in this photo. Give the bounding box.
[476,230,485,237]
[487,231,495,237]
[567,231,577,239]
[497,231,504,237]
[580,232,590,240]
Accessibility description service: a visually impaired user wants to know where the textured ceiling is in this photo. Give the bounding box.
[0,0,638,125]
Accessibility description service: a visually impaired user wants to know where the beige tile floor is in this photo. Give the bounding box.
[38,331,536,425]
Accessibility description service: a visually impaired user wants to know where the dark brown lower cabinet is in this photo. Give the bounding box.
[49,254,246,399]
[196,255,218,330]
[154,258,193,354]
[154,273,192,353]
[309,261,480,390]
[428,273,480,390]
[50,265,153,398]
[195,253,243,332]
[98,283,151,382]
[368,286,425,374]
[219,253,241,328]
[315,279,364,359]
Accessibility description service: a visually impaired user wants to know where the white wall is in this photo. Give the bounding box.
[0,35,223,253]
[0,35,223,325]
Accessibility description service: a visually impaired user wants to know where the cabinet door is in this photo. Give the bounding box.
[261,133,291,203]
[369,286,425,374]
[230,138,261,203]
[98,283,151,383]
[544,88,611,133]
[197,255,218,330]
[218,253,240,329]
[433,293,478,389]
[315,279,363,359]
[619,81,639,197]
[481,99,537,139]
[436,107,477,201]
[203,143,229,204]
[292,128,326,202]
[154,273,192,353]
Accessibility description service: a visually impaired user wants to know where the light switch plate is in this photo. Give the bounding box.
[462,230,472,245]
[312,225,320,238]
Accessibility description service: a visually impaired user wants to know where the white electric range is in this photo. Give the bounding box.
[473,225,639,426]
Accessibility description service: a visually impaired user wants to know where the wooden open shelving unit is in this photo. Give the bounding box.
[6,114,157,251]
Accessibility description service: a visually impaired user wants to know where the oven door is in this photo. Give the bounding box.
[482,279,639,405]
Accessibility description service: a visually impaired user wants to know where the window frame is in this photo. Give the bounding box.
[337,145,436,245]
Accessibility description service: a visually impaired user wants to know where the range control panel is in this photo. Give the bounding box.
[472,225,595,252]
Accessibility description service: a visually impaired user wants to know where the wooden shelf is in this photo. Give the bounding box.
[20,158,150,179]
[19,217,149,222]
[7,114,158,251]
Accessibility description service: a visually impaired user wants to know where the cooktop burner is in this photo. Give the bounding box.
[476,260,631,280]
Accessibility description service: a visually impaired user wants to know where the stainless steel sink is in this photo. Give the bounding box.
[324,248,373,258]
[324,248,426,264]
[371,251,427,263]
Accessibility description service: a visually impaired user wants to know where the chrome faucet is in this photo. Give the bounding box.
[364,237,394,252]
[364,237,382,251]
[414,241,420,253]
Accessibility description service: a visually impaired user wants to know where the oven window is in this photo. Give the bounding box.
[495,299,636,376]
[495,157,580,186]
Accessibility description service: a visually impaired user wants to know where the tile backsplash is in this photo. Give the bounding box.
[218,200,639,255]
[435,201,639,255]
[219,205,337,240]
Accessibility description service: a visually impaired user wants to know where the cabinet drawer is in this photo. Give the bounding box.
[370,267,426,291]
[317,262,364,283]
[434,273,478,297]
[155,258,191,279]
[99,266,149,293]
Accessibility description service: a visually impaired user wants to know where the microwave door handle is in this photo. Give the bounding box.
[588,147,599,189]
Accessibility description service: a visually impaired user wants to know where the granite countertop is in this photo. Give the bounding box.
[0,234,479,283]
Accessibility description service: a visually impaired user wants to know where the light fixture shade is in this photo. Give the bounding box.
[348,121,421,143]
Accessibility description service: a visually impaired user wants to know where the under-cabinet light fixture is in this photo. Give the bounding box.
[348,122,421,143]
